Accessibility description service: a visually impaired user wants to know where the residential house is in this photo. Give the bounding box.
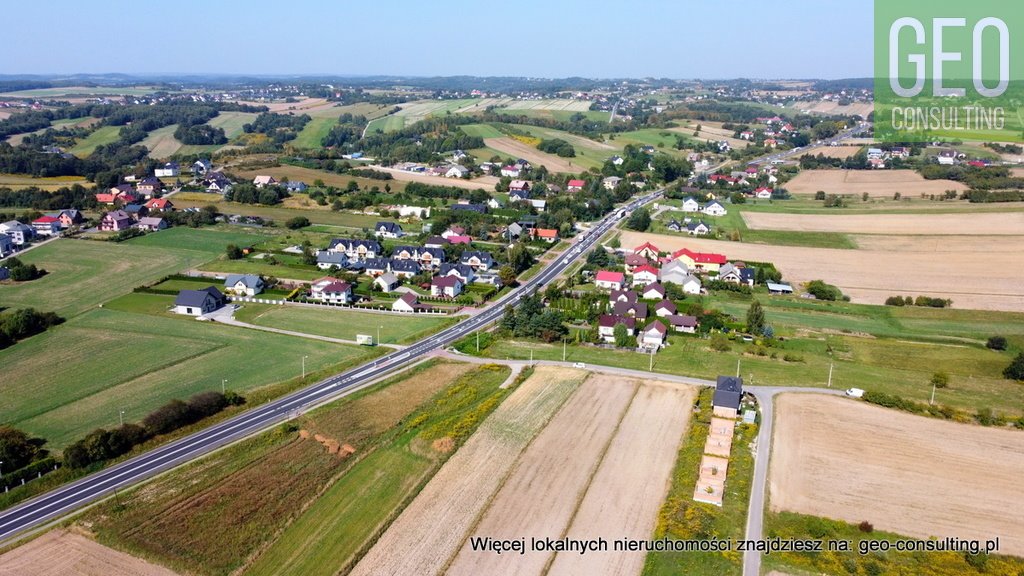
[136,177,163,197]
[459,250,494,272]
[445,165,470,178]
[641,282,665,300]
[145,198,174,212]
[136,217,167,231]
[172,286,225,316]
[123,204,147,219]
[316,251,348,270]
[374,272,400,293]
[431,275,464,298]
[391,245,422,261]
[515,158,531,169]
[624,253,648,273]
[392,292,420,312]
[681,196,700,212]
[678,275,702,294]
[192,159,212,176]
[630,264,659,286]
[659,260,691,285]
[613,301,648,320]
[96,184,136,205]
[641,320,667,348]
[486,197,504,210]
[703,201,728,216]
[100,210,133,232]
[685,220,711,236]
[424,235,449,249]
[740,130,754,140]
[284,181,308,193]
[206,176,232,194]
[533,228,559,243]
[667,314,699,334]
[505,222,524,239]
[374,221,404,238]
[0,233,14,257]
[713,376,744,417]
[314,281,353,304]
[364,258,392,277]
[937,149,958,165]
[602,176,622,190]
[253,175,278,188]
[451,149,467,162]
[224,274,264,296]
[500,165,521,178]
[672,248,727,272]
[766,281,793,295]
[595,270,625,291]
[653,299,677,317]
[509,180,530,193]
[417,246,445,270]
[598,314,635,343]
[609,155,624,165]
[447,234,472,245]
[441,225,466,239]
[633,242,660,260]
[509,188,530,203]
[450,203,486,214]
[529,198,547,212]
[439,263,475,284]
[390,259,420,279]
[31,216,61,236]
[155,162,180,178]
[56,209,83,229]
[610,288,638,304]
[754,187,773,199]
[567,179,586,192]
[0,221,33,245]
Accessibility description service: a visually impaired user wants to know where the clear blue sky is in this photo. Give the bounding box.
[2,0,873,79]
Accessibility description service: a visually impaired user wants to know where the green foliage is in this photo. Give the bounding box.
[625,207,651,231]
[0,426,48,473]
[225,244,243,260]
[1004,352,1024,381]
[0,307,64,350]
[613,322,633,348]
[4,256,46,281]
[745,300,766,334]
[537,138,576,157]
[285,216,311,230]
[986,335,1008,351]
[931,371,949,389]
[805,280,845,302]
[709,333,731,352]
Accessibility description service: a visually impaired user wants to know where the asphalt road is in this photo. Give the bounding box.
[0,190,662,545]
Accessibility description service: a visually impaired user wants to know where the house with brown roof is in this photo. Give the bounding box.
[392,292,420,313]
[431,275,463,298]
[598,314,635,343]
[100,210,134,232]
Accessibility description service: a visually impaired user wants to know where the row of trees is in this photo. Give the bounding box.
[500,294,568,342]
[0,307,63,350]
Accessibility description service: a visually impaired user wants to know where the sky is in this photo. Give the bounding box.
[1,0,874,79]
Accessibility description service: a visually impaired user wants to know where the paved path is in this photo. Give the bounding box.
[204,306,407,349]
[1,234,59,260]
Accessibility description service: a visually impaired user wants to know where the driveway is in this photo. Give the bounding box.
[203,305,407,349]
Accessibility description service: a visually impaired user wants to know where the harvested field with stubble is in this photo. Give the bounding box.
[348,366,588,576]
[0,530,179,576]
[742,211,1024,235]
[810,145,864,159]
[446,374,639,576]
[786,169,968,197]
[548,382,695,576]
[769,394,1024,556]
[618,230,1024,312]
[483,137,581,173]
[368,165,498,190]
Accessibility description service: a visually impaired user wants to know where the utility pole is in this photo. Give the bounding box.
[530,349,533,366]
[476,331,480,353]
[736,358,741,377]
[562,338,566,362]
[222,379,227,394]
[118,409,125,427]
[302,355,308,379]
[827,362,834,388]
[649,348,654,371]
[378,325,382,345]
[930,383,936,406]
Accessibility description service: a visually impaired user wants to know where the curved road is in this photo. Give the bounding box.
[0,191,662,545]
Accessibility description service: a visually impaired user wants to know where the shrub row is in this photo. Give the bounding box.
[884,295,952,308]
[862,390,1008,426]
[0,457,59,488]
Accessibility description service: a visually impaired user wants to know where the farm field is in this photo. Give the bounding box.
[785,169,968,197]
[349,366,587,576]
[140,124,182,158]
[652,205,857,250]
[368,165,498,190]
[548,382,695,576]
[741,210,1024,235]
[0,295,373,447]
[170,199,383,230]
[292,117,335,149]
[122,226,266,254]
[769,393,1024,556]
[208,110,258,138]
[669,119,749,151]
[0,174,88,190]
[233,303,458,345]
[446,374,639,576]
[0,530,179,576]
[230,164,408,193]
[0,239,215,317]
[80,361,490,576]
[68,125,120,157]
[0,86,163,98]
[483,137,581,172]
[364,98,479,133]
[809,144,864,159]
[618,230,1024,312]
[789,99,874,118]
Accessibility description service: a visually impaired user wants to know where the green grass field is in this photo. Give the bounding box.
[208,111,258,139]
[0,239,211,318]
[141,124,182,158]
[172,196,383,229]
[292,117,337,149]
[652,204,858,250]
[123,226,266,254]
[0,174,89,190]
[365,114,405,133]
[0,86,163,98]
[234,303,458,345]
[0,293,375,447]
[459,123,505,139]
[198,257,324,281]
[68,125,120,157]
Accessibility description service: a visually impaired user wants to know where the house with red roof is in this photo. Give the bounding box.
[754,187,773,199]
[672,248,728,272]
[96,184,137,205]
[532,228,559,243]
[595,270,625,291]
[145,198,174,212]
[630,264,659,286]
[633,242,660,260]
[447,234,472,245]
[31,215,61,236]
[567,179,586,192]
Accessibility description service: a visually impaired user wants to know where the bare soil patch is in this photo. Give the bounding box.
[349,366,588,576]
[742,211,1024,235]
[769,393,1024,555]
[811,145,864,159]
[369,165,498,191]
[446,374,638,576]
[0,530,179,576]
[483,138,580,173]
[548,383,696,576]
[786,170,967,197]
[618,230,1024,312]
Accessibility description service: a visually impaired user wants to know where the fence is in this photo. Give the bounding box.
[227,295,453,316]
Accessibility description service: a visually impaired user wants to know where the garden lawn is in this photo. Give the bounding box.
[233,303,459,345]
[123,227,266,254]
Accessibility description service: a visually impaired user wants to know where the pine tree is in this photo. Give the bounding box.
[746,300,766,334]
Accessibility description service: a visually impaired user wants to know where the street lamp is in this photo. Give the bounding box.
[302,355,309,379]
[119,409,125,427]
[222,379,228,394]
[378,325,382,345]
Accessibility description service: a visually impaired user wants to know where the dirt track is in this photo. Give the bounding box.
[483,138,580,173]
[446,374,638,576]
[742,211,1024,235]
[770,394,1024,555]
[0,530,179,576]
[619,230,1024,312]
[786,170,968,197]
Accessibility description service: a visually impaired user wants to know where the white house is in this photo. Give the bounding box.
[602,176,623,190]
[374,221,404,239]
[155,162,180,178]
[31,216,61,237]
[223,274,264,296]
[668,314,699,334]
[679,275,702,294]
[0,221,34,245]
[630,265,659,287]
[374,272,400,293]
[595,270,625,291]
[598,314,635,343]
[313,280,352,304]
[445,165,470,178]
[703,201,728,216]
[500,165,521,178]
[253,175,277,188]
[392,292,419,312]
[431,275,464,298]
[641,320,667,348]
[172,287,225,316]
[681,196,700,213]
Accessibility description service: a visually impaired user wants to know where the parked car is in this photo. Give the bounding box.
[572,362,586,369]
[845,388,865,398]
